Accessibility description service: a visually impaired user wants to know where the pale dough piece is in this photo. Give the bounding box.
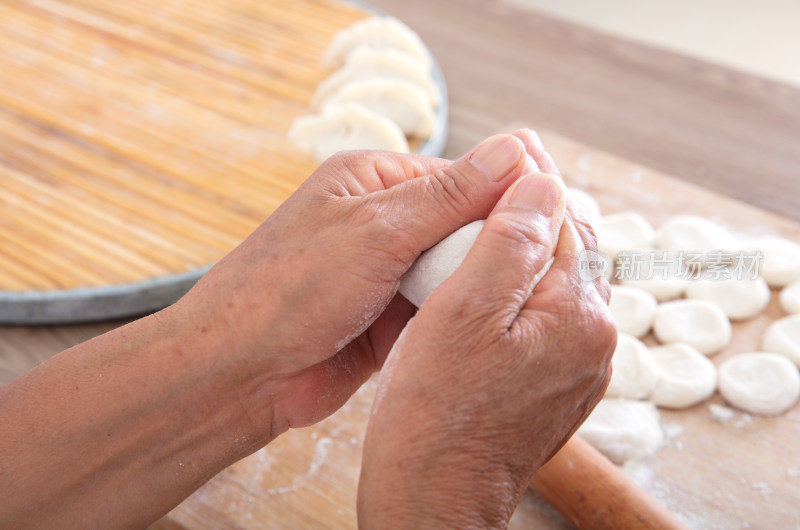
[323,16,432,70]
[779,281,800,315]
[761,314,800,368]
[608,285,658,338]
[605,334,660,400]
[656,215,739,257]
[620,276,689,302]
[648,343,717,409]
[653,299,732,355]
[577,398,663,464]
[595,212,656,258]
[399,220,554,308]
[685,276,770,321]
[321,79,435,138]
[399,221,484,307]
[567,188,601,225]
[718,353,800,415]
[287,103,409,162]
[313,47,439,108]
[752,236,800,287]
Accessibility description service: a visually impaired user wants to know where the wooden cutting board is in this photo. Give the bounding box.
[0,0,446,323]
[154,130,800,529]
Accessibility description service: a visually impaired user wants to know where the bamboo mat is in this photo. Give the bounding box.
[0,0,371,294]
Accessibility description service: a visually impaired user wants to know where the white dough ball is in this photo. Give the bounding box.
[595,212,656,259]
[685,276,770,321]
[648,343,717,409]
[609,286,658,338]
[761,314,800,368]
[321,78,436,138]
[313,47,439,108]
[578,398,663,464]
[399,221,484,308]
[653,299,732,355]
[287,103,409,162]
[605,334,660,400]
[620,276,689,302]
[656,215,739,257]
[718,353,800,415]
[567,188,601,225]
[399,220,554,308]
[779,281,800,315]
[752,236,800,287]
[323,16,432,70]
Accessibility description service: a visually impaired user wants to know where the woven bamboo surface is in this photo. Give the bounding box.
[0,0,371,292]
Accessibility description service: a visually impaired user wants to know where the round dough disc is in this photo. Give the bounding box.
[656,215,739,257]
[567,188,601,225]
[685,276,770,321]
[779,281,800,315]
[718,353,800,415]
[620,276,689,302]
[596,212,655,259]
[648,343,717,409]
[752,236,800,287]
[761,314,800,368]
[605,334,660,400]
[653,299,732,355]
[609,286,658,338]
[577,398,663,464]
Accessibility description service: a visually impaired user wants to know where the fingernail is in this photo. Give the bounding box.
[468,135,523,182]
[509,174,563,216]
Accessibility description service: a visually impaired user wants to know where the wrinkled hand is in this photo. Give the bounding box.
[176,133,532,438]
[358,132,617,528]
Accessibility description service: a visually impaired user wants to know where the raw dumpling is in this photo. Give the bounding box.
[399,221,484,308]
[608,285,658,338]
[653,299,732,355]
[323,16,432,71]
[605,334,660,400]
[321,79,435,138]
[718,353,800,415]
[313,47,439,108]
[648,343,717,409]
[578,398,663,464]
[399,220,554,308]
[288,103,409,163]
[685,276,770,321]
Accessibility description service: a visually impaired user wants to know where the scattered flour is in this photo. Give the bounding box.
[709,404,736,422]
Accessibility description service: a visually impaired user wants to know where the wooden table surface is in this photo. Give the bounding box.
[2,0,800,528]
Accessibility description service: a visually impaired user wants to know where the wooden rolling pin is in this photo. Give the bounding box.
[530,436,688,529]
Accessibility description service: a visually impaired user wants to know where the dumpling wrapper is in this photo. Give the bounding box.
[288,103,409,163]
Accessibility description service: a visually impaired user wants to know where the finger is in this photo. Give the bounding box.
[513,128,609,302]
[425,173,567,327]
[367,294,416,369]
[374,134,530,261]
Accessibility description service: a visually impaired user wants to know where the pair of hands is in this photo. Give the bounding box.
[180,129,616,525]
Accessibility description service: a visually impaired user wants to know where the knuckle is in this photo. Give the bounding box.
[428,165,478,214]
[483,212,551,255]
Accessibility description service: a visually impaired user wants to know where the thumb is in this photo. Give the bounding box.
[377,134,533,259]
[428,173,567,322]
